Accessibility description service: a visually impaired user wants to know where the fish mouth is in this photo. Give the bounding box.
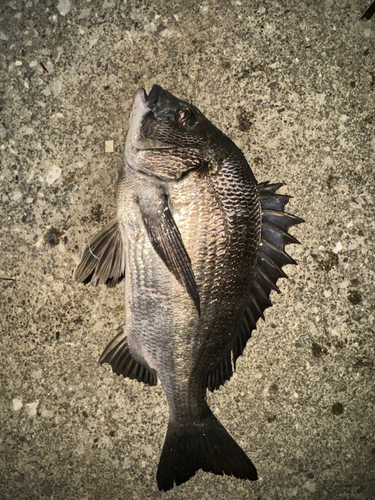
[127,87,157,150]
[132,84,161,112]
[129,85,176,154]
[145,84,162,109]
[126,85,177,176]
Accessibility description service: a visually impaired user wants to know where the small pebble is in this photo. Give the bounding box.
[333,241,342,253]
[57,0,71,16]
[13,191,22,201]
[26,401,39,416]
[53,81,62,97]
[304,481,316,493]
[46,165,62,185]
[31,369,42,379]
[105,140,114,152]
[13,399,23,411]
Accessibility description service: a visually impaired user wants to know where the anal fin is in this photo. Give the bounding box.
[99,328,157,386]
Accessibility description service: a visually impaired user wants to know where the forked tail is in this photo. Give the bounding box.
[157,407,258,490]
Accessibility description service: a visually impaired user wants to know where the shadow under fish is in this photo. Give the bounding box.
[74,85,303,491]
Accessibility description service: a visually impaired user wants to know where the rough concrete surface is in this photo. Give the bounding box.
[0,0,374,499]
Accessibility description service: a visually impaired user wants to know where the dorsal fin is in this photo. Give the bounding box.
[207,182,303,392]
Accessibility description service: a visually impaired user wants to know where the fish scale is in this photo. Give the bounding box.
[74,84,303,491]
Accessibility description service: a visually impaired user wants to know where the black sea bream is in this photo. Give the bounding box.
[74,85,302,490]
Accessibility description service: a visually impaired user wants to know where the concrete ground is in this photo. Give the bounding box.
[1,0,374,499]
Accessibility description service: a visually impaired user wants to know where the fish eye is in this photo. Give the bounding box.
[175,107,195,126]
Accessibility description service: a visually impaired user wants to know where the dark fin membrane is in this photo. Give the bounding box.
[207,182,303,392]
[362,1,375,20]
[99,328,157,386]
[139,193,200,315]
[157,407,258,491]
[74,219,125,288]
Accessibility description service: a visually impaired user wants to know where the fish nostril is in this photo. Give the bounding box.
[147,84,162,108]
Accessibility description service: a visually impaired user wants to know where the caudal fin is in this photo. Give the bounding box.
[157,408,258,491]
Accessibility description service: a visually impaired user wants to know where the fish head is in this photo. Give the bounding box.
[125,85,227,181]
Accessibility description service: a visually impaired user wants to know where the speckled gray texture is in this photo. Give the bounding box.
[0,1,374,499]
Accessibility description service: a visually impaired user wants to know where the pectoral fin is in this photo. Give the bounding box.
[138,192,200,315]
[74,218,125,288]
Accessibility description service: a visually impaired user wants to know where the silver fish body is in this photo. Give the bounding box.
[74,85,302,490]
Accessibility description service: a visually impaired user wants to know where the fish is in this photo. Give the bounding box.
[74,84,303,491]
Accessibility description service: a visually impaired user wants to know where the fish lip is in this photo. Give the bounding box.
[132,85,161,112]
[146,84,162,109]
[132,87,147,111]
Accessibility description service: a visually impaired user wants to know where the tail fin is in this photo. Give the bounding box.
[157,408,258,491]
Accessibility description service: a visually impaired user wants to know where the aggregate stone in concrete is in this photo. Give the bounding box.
[0,1,374,499]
